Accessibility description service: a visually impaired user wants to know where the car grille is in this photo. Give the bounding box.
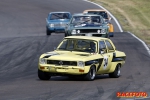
[54,23,66,27]
[76,29,101,33]
[47,60,77,66]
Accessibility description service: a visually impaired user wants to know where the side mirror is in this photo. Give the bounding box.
[46,18,48,23]
[65,23,69,28]
[99,48,105,54]
[100,50,104,54]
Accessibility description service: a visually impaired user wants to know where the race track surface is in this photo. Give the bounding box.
[0,0,150,100]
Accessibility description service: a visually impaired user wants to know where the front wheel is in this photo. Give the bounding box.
[109,64,121,78]
[64,33,68,37]
[46,29,51,36]
[109,32,114,37]
[38,69,51,80]
[84,66,96,81]
[106,33,110,38]
[101,34,109,38]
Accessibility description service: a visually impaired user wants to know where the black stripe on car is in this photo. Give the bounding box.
[85,58,103,71]
[112,52,126,62]
[112,57,126,62]
[43,55,51,58]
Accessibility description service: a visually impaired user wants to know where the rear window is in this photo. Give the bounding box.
[50,13,70,20]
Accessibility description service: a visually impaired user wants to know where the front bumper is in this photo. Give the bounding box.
[38,64,90,75]
[70,33,108,37]
[47,27,65,33]
[68,29,108,37]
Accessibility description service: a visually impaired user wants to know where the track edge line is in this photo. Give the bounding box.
[128,31,150,56]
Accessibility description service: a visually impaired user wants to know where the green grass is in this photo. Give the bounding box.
[90,0,150,45]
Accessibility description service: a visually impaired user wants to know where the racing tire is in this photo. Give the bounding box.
[106,33,110,38]
[109,64,121,78]
[109,32,114,37]
[46,29,51,36]
[38,69,51,80]
[64,33,68,37]
[84,66,96,81]
[68,75,76,79]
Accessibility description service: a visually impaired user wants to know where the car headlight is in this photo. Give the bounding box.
[39,58,46,64]
[101,29,106,33]
[71,29,76,34]
[77,61,84,67]
[97,30,100,33]
[49,24,54,27]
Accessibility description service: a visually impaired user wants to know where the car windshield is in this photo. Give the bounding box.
[87,11,108,19]
[57,39,97,53]
[50,13,70,20]
[71,16,101,25]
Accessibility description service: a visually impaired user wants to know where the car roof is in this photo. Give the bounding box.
[49,12,71,14]
[65,36,108,41]
[73,13,100,16]
[83,9,107,12]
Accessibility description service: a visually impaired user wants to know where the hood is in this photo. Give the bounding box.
[41,51,95,61]
[73,23,102,28]
[48,19,70,23]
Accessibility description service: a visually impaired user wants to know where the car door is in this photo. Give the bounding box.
[103,40,115,71]
[97,40,114,73]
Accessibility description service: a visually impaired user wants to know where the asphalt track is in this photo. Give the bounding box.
[0,0,150,100]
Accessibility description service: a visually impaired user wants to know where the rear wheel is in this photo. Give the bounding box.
[46,29,51,36]
[109,64,121,78]
[84,66,96,81]
[38,69,51,80]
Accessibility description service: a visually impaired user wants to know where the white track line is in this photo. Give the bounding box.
[83,0,123,32]
[128,31,150,56]
[83,0,150,56]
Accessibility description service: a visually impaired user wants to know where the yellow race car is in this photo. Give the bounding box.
[38,36,126,81]
[83,9,114,37]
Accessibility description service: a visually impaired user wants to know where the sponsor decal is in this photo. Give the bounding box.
[43,52,59,58]
[103,56,108,69]
[116,92,148,98]
[76,54,89,56]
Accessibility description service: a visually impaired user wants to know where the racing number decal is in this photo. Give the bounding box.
[103,56,108,69]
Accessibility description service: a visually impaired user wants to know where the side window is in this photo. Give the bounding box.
[105,40,114,51]
[58,40,67,49]
[99,41,107,53]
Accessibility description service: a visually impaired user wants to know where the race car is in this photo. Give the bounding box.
[46,12,72,35]
[83,9,114,37]
[38,36,126,81]
[65,13,111,38]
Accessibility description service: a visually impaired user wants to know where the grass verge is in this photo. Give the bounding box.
[90,0,150,47]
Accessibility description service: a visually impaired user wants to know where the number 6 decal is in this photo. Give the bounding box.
[103,56,108,69]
